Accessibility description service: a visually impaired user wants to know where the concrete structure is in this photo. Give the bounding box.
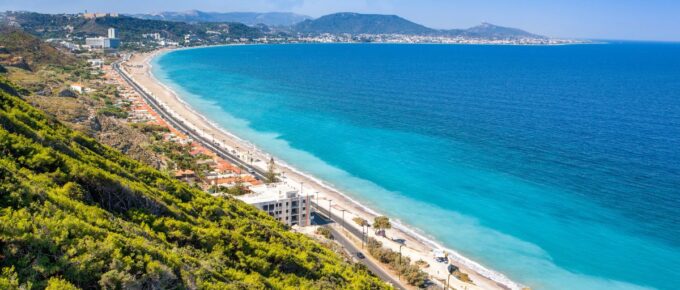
[237,183,310,227]
[69,83,84,94]
[87,59,104,68]
[108,28,117,39]
[83,12,119,19]
[85,37,121,49]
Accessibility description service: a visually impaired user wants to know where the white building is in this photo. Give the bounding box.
[85,37,120,49]
[69,83,84,94]
[87,59,104,68]
[108,28,117,39]
[237,183,311,227]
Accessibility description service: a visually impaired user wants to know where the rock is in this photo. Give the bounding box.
[6,56,31,71]
[58,89,78,98]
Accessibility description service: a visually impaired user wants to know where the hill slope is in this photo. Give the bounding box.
[3,12,263,44]
[0,26,75,70]
[457,22,545,39]
[294,12,435,35]
[0,77,387,289]
[133,10,311,26]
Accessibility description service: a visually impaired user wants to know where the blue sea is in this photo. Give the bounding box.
[153,43,680,290]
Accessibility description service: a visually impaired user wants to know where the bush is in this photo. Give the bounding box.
[97,105,128,118]
[316,227,333,240]
[46,277,80,290]
[455,271,473,283]
[353,217,369,227]
[365,237,428,287]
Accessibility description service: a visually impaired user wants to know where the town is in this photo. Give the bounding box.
[0,10,538,290]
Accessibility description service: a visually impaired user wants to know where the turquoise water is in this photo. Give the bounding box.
[153,43,680,290]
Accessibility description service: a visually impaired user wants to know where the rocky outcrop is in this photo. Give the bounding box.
[94,116,164,169]
[58,88,78,98]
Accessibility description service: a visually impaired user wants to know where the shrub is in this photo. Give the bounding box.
[353,217,369,227]
[365,237,429,287]
[316,227,333,240]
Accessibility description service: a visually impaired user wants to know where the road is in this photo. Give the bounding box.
[112,60,267,180]
[115,58,415,290]
[311,210,406,290]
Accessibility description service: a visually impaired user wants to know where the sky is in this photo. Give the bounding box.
[1,0,679,41]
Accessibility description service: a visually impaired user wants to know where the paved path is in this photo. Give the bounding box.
[115,58,433,290]
[113,60,267,180]
[311,210,407,290]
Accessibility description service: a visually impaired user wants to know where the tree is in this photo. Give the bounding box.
[46,277,80,290]
[264,157,277,184]
[353,217,369,227]
[227,175,248,196]
[0,267,19,289]
[373,216,391,236]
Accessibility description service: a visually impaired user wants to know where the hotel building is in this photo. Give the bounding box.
[237,183,311,227]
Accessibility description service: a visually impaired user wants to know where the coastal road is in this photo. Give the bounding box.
[313,203,443,290]
[112,60,267,180]
[114,58,426,290]
[310,209,407,290]
[313,202,369,247]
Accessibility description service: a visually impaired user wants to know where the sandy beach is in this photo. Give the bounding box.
[122,47,524,290]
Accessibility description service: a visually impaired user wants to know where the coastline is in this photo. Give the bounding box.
[123,46,526,290]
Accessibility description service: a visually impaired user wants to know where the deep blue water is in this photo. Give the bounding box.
[154,43,680,290]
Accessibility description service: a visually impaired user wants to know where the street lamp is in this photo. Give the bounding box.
[399,244,404,264]
[328,200,333,221]
[340,209,347,231]
[361,224,367,249]
[361,225,365,249]
[446,263,457,289]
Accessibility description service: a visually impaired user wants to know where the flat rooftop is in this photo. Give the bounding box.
[237,182,302,204]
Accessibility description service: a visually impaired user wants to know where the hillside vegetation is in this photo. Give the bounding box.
[294,13,434,35]
[3,12,263,46]
[132,11,311,27]
[0,26,75,70]
[0,77,389,289]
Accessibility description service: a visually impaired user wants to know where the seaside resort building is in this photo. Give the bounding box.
[237,183,311,227]
[85,28,121,49]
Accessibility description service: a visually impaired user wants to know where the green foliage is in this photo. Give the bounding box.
[366,238,428,287]
[0,26,78,69]
[0,77,390,289]
[353,217,369,227]
[315,227,333,240]
[45,277,80,290]
[373,216,391,232]
[0,267,20,289]
[97,104,128,119]
[264,157,278,184]
[130,123,169,134]
[7,12,264,46]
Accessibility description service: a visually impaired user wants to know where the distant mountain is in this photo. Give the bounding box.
[456,22,545,39]
[294,12,435,35]
[293,13,546,39]
[133,10,311,26]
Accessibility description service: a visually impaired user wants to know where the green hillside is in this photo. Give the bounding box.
[294,13,434,35]
[0,77,388,289]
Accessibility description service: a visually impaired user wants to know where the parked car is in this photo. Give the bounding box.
[356,252,366,259]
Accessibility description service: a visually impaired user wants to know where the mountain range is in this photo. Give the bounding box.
[132,10,311,26]
[132,11,546,39]
[294,13,545,39]
[294,12,433,35]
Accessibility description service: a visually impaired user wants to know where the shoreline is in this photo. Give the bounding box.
[124,46,526,290]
